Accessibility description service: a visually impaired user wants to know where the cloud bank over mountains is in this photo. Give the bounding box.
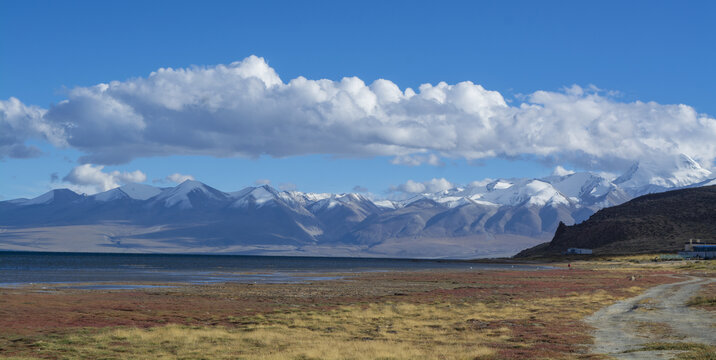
[62,164,147,193]
[391,178,454,195]
[2,55,716,174]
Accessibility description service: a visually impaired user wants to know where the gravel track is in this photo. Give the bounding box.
[586,275,715,359]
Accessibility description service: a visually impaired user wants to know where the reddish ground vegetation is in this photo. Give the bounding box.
[0,267,680,359]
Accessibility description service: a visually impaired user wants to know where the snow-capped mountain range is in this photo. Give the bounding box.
[1,155,713,258]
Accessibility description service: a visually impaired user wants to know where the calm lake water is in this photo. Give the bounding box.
[0,251,544,287]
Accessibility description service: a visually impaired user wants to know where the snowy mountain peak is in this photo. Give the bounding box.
[175,180,208,191]
[613,154,712,192]
[231,185,282,208]
[300,192,332,202]
[93,183,162,202]
[305,192,372,212]
[21,190,59,206]
[18,189,82,206]
[678,153,704,170]
[154,180,227,209]
[546,172,617,202]
[245,186,278,205]
[374,199,399,209]
[119,183,163,200]
[522,180,570,206]
[332,192,371,204]
[487,180,513,191]
[92,188,127,202]
[672,154,712,186]
[613,162,640,185]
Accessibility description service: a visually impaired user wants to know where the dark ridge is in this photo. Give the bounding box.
[515,185,716,257]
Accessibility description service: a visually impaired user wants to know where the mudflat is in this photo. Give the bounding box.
[0,259,714,359]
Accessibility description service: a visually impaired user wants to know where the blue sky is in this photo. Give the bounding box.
[1,0,715,199]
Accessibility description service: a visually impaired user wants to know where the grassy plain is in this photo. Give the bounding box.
[0,258,711,359]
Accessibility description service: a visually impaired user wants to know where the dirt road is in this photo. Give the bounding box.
[586,275,715,359]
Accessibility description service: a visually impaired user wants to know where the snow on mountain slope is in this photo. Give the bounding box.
[475,179,571,207]
[118,183,163,200]
[231,186,276,207]
[374,200,399,209]
[19,190,58,205]
[467,196,501,207]
[230,185,294,208]
[398,178,571,209]
[2,155,713,258]
[307,193,370,212]
[547,172,606,199]
[543,172,629,208]
[670,155,713,186]
[93,183,162,202]
[614,154,712,192]
[398,190,491,209]
[285,191,332,204]
[434,196,475,208]
[229,186,316,218]
[488,180,513,190]
[19,189,82,206]
[523,180,572,206]
[92,188,126,202]
[153,180,227,209]
[396,154,710,211]
[277,191,332,209]
[307,193,382,227]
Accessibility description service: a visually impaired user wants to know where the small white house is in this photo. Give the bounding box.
[566,248,593,255]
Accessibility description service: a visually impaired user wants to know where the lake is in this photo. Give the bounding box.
[0,251,545,287]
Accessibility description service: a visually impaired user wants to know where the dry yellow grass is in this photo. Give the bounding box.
[556,254,716,274]
[20,288,635,360]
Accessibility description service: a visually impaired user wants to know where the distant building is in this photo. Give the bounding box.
[679,239,716,259]
[565,248,593,255]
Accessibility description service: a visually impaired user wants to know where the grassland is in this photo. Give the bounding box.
[687,279,716,311]
[0,260,710,359]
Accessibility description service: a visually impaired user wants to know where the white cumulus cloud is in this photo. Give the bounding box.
[153,173,195,185]
[391,153,444,166]
[0,97,65,159]
[62,164,147,194]
[167,173,195,184]
[3,56,716,175]
[279,182,297,191]
[468,179,494,188]
[391,178,454,194]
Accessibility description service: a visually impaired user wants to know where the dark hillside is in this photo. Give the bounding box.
[515,185,716,257]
